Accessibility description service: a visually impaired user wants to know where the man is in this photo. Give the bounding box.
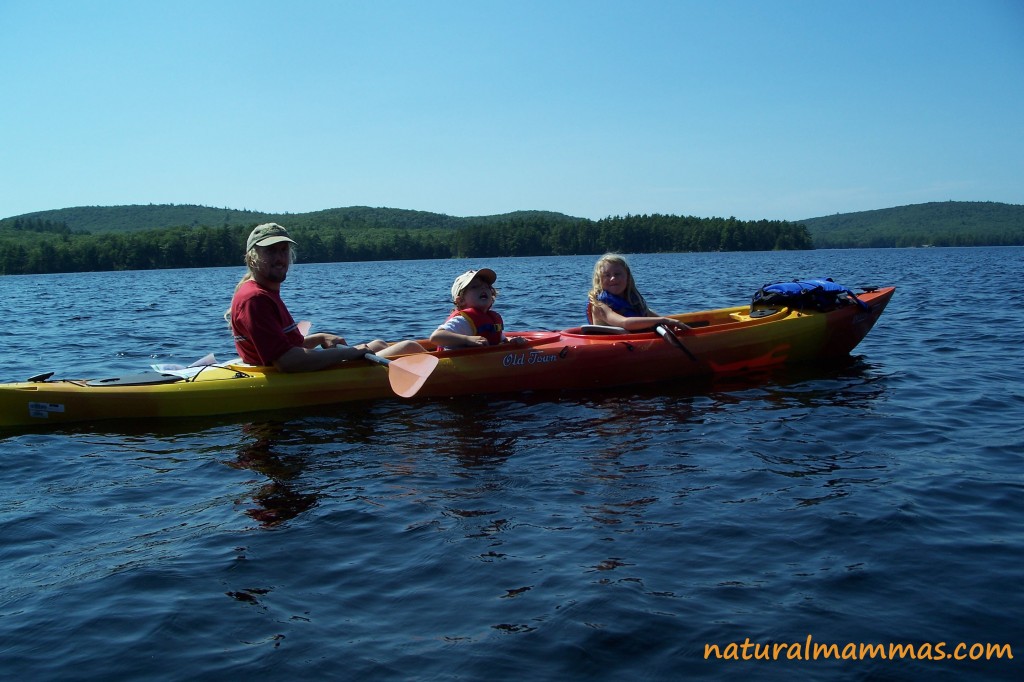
[228,223,423,371]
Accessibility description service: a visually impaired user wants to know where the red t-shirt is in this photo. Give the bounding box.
[230,280,304,365]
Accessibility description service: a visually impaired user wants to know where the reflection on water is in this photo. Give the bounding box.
[228,421,318,528]
[424,400,521,467]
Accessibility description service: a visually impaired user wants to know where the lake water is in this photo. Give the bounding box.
[1,249,1022,681]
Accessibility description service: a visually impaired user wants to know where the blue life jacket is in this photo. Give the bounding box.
[597,290,646,317]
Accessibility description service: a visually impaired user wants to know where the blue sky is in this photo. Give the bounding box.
[2,0,1022,221]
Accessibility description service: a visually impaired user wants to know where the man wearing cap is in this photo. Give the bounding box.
[228,223,423,371]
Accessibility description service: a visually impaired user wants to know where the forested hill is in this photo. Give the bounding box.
[2,200,1020,275]
[0,205,810,275]
[801,201,1024,248]
[0,205,268,234]
[0,204,577,234]
[6,200,1021,247]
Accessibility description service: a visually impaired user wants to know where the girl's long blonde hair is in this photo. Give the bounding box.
[587,253,653,315]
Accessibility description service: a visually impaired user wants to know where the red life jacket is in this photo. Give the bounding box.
[446,308,504,345]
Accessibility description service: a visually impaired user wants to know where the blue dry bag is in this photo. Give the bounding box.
[751,278,868,312]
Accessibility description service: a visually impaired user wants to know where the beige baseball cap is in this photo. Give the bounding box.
[450,268,497,302]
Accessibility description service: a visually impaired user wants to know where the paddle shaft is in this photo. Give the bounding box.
[655,325,697,362]
[363,352,392,367]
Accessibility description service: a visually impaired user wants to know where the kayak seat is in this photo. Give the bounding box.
[580,325,629,335]
[86,371,185,387]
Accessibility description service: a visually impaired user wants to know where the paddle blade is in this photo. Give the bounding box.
[386,354,439,398]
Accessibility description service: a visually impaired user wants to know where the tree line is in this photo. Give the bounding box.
[812,228,1023,249]
[0,214,811,275]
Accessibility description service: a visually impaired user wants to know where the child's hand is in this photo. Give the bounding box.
[467,335,489,346]
[508,336,528,345]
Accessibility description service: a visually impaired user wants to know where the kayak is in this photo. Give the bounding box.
[0,286,894,428]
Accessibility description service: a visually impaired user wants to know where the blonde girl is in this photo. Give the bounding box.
[586,253,688,332]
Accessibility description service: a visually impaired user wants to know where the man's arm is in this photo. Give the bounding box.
[273,344,368,372]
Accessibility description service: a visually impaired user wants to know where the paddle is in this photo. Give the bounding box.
[363,352,439,398]
[655,325,697,362]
